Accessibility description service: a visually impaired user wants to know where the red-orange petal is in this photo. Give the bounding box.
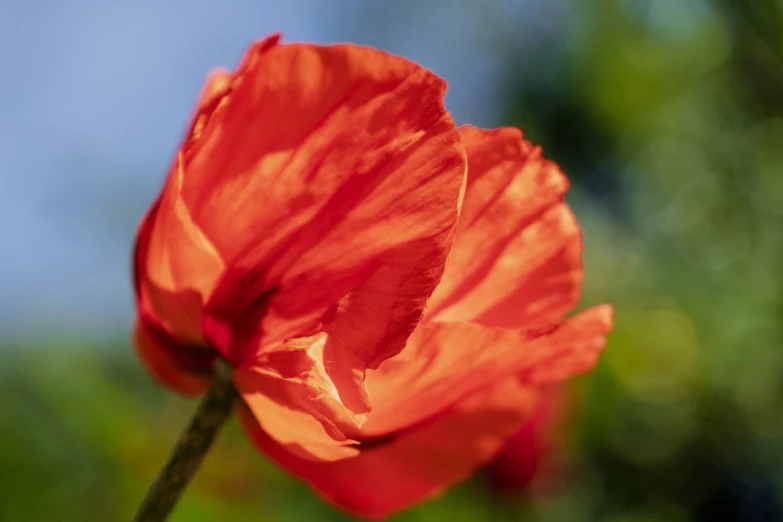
[426,125,582,328]
[240,375,540,519]
[362,305,613,436]
[182,37,465,383]
[132,199,218,391]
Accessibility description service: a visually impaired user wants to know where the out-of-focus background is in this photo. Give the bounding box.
[2,1,783,520]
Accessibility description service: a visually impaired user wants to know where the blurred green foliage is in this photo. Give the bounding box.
[3,1,783,520]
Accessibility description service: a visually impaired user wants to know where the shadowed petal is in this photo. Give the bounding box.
[133,318,213,397]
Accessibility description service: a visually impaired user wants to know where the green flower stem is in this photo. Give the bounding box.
[131,361,237,522]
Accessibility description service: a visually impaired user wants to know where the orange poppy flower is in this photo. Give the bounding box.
[133,34,613,519]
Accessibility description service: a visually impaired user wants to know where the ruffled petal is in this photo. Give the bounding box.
[187,37,465,377]
[362,305,613,436]
[233,333,365,462]
[240,375,539,519]
[427,125,581,328]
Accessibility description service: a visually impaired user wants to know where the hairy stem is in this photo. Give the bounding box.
[131,361,237,522]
